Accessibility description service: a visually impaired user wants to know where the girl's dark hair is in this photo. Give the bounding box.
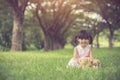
[71,30,93,46]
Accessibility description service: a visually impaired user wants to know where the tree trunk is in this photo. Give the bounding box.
[11,11,24,51]
[96,33,100,48]
[108,29,114,49]
[44,32,66,51]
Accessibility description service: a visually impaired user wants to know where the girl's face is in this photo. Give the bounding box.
[77,38,89,48]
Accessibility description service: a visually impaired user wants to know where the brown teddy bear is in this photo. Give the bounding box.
[79,58,101,68]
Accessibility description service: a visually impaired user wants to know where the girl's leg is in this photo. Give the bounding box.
[67,58,80,68]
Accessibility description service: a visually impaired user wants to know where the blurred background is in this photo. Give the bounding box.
[0,0,120,51]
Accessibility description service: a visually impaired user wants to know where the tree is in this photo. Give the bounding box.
[93,0,120,48]
[29,0,85,50]
[6,0,29,51]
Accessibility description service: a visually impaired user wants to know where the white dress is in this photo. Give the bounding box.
[67,45,91,68]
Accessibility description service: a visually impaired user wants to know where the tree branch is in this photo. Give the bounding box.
[19,0,29,12]
[35,4,46,33]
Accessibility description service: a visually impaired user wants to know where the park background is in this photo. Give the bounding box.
[0,0,120,80]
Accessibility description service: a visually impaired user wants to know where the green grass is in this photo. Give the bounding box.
[0,47,120,80]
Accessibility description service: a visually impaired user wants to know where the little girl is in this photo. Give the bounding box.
[67,30,101,68]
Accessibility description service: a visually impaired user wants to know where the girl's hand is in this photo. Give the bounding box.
[79,57,90,64]
[80,57,90,61]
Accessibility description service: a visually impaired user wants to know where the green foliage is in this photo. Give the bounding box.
[114,29,120,41]
[0,47,120,80]
[93,29,120,47]
[0,0,12,51]
[23,14,44,50]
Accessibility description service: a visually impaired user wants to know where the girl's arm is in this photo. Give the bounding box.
[73,47,79,62]
[89,47,94,59]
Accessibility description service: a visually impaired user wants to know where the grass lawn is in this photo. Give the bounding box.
[0,47,120,80]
